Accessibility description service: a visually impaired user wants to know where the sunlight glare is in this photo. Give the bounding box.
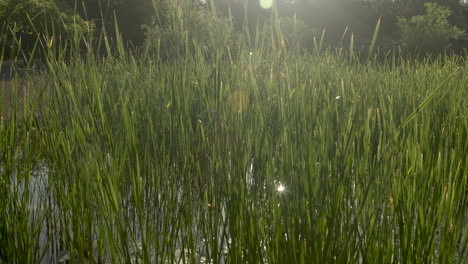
[260,0,273,9]
[277,184,285,193]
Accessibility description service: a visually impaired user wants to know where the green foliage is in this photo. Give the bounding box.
[0,0,93,58]
[1,2,468,263]
[4,38,467,263]
[143,0,234,59]
[397,3,464,55]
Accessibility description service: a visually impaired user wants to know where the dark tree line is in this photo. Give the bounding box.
[1,0,467,57]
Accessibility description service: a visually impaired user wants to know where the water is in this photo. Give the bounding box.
[3,159,467,263]
[3,160,238,263]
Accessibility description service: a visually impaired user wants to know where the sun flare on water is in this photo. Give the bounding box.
[277,184,286,193]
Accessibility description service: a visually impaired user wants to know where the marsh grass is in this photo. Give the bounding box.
[1,2,467,263]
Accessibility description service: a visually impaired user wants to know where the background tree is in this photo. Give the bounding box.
[0,0,93,59]
[64,0,154,45]
[397,2,464,55]
[143,0,234,59]
[372,0,467,37]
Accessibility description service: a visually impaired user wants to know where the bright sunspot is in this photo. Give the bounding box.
[260,0,273,9]
[277,184,285,193]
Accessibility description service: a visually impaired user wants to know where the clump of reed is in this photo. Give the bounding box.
[1,1,467,263]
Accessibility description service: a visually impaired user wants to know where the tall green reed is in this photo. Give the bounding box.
[1,1,467,263]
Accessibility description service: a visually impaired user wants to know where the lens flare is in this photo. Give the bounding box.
[260,0,273,9]
[277,184,285,193]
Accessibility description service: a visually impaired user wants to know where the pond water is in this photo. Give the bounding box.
[3,159,467,263]
[6,161,255,264]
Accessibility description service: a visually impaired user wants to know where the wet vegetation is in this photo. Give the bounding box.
[1,0,467,263]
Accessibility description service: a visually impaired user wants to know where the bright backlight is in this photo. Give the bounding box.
[260,0,273,9]
[277,184,285,193]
